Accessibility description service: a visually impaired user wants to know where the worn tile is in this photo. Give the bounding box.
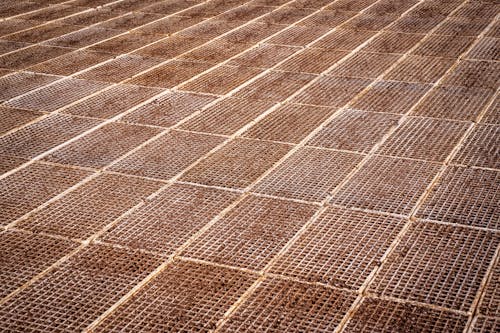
[441,60,500,90]
[28,50,114,76]
[0,44,70,69]
[0,106,44,135]
[384,55,454,84]
[453,124,499,169]
[361,31,424,54]
[267,25,330,46]
[179,40,252,64]
[0,72,61,101]
[228,44,300,69]
[328,52,400,79]
[277,48,348,74]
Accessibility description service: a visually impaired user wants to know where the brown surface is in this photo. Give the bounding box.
[384,55,455,84]
[0,72,62,101]
[0,106,44,135]
[453,124,499,169]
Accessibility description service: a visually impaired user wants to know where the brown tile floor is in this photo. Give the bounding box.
[0,0,498,332]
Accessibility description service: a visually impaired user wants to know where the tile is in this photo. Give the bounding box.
[109,130,225,180]
[182,195,317,269]
[364,0,420,16]
[219,277,356,332]
[0,155,27,174]
[361,31,424,54]
[93,261,256,332]
[177,19,241,39]
[126,60,213,88]
[0,244,163,332]
[326,0,377,11]
[0,45,69,69]
[377,117,469,162]
[233,71,316,102]
[417,166,499,230]
[28,50,114,76]
[412,34,476,59]
[291,76,372,107]
[344,297,468,333]
[254,148,363,202]
[137,0,198,14]
[441,60,500,90]
[384,55,454,84]
[242,103,335,143]
[471,317,500,333]
[228,44,301,69]
[258,7,314,25]
[328,52,400,79]
[0,72,61,101]
[340,13,398,31]
[88,32,164,54]
[63,84,163,119]
[0,40,30,55]
[271,208,405,289]
[466,38,500,61]
[479,259,500,316]
[179,40,252,64]
[277,48,348,74]
[434,17,489,37]
[5,78,110,112]
[43,122,162,168]
[0,106,43,135]
[134,15,205,36]
[0,114,101,159]
[61,7,123,26]
[44,27,122,48]
[298,10,357,28]
[368,221,499,311]
[453,124,499,169]
[330,156,441,215]
[0,19,40,38]
[480,94,498,125]
[96,12,164,31]
[4,23,80,43]
[412,85,494,121]
[0,163,91,226]
[121,91,217,127]
[267,25,330,46]
[179,65,263,95]
[179,98,275,135]
[308,109,400,153]
[386,16,444,34]
[311,28,377,50]
[180,138,291,189]
[133,35,209,59]
[221,22,284,44]
[100,183,239,254]
[286,0,334,9]
[216,5,271,22]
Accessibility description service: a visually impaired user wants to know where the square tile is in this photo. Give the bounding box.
[0,155,27,174]
[308,109,400,153]
[133,15,205,36]
[177,19,241,39]
[100,183,239,254]
[43,122,162,168]
[93,261,256,332]
[43,27,121,48]
[141,0,200,14]
[364,0,420,16]
[298,10,357,28]
[286,0,334,9]
[481,94,498,125]
[386,16,444,34]
[311,29,377,50]
[18,173,162,240]
[270,208,405,289]
[96,12,164,31]
[0,106,43,135]
[479,259,500,316]
[441,60,500,90]
[466,37,500,61]
[328,52,401,79]
[121,91,217,127]
[254,148,363,202]
[133,35,209,59]
[434,17,489,37]
[412,35,475,58]
[233,71,316,102]
[28,50,114,76]
[368,221,500,311]
[377,117,469,162]
[330,156,441,215]
[0,72,61,101]
[0,45,69,69]
[340,13,398,31]
[471,317,500,333]
[180,138,291,189]
[384,55,454,84]
[417,166,499,229]
[453,124,499,169]
[219,277,356,332]
[182,195,317,269]
[291,76,372,107]
[228,44,300,69]
[60,7,123,26]
[0,244,163,332]
[0,19,40,37]
[0,40,30,55]
[0,163,91,226]
[361,31,424,54]
[326,0,377,11]
[221,22,284,44]
[179,98,275,135]
[242,104,335,143]
[4,23,80,43]
[267,25,330,46]
[277,48,348,74]
[179,40,252,64]
[88,32,164,54]
[216,5,271,22]
[109,130,225,180]
[258,7,314,25]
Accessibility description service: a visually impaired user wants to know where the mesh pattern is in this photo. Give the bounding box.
[5,78,110,112]
[441,60,500,91]
[466,38,500,61]
[277,48,348,74]
[0,2,43,18]
[472,317,500,333]
[96,12,164,31]
[88,33,164,55]
[0,40,29,55]
[270,207,405,289]
[220,22,284,44]
[0,72,61,101]
[126,60,213,88]
[0,106,43,135]
[0,155,26,174]
[253,148,362,202]
[60,7,123,26]
[140,0,199,14]
[134,15,205,36]
[340,13,398,31]
[93,260,256,332]
[0,244,164,332]
[365,0,420,16]
[326,0,377,11]
[242,103,335,143]
[298,10,356,28]
[330,156,440,216]
[343,297,468,333]
[19,173,162,240]
[328,52,400,79]
[229,44,300,69]
[434,17,489,37]
[0,230,78,298]
[479,257,500,316]
[384,55,454,84]
[179,40,252,64]
[178,19,242,39]
[220,277,356,332]
[179,97,275,135]
[290,76,372,107]
[43,27,121,48]
[0,162,90,226]
[267,25,330,46]
[179,65,263,95]
[4,23,80,43]
[308,109,400,153]
[377,117,469,162]
[43,122,162,168]
[109,130,225,180]
[411,35,475,58]
[417,166,499,229]
[28,50,114,76]
[0,45,69,69]
[121,91,216,127]
[182,195,317,269]
[386,16,444,34]
[453,124,499,169]
[0,19,39,37]
[258,7,314,25]
[76,55,163,83]
[412,85,494,121]
[311,28,377,50]
[233,71,317,102]
[216,5,271,22]
[0,114,101,159]
[287,0,334,9]
[481,94,498,125]
[453,2,498,20]
[101,183,239,254]
[361,31,424,54]
[369,221,500,311]
[63,84,162,119]
[134,35,209,59]
[180,138,291,190]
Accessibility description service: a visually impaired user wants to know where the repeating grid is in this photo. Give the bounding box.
[0,0,499,331]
